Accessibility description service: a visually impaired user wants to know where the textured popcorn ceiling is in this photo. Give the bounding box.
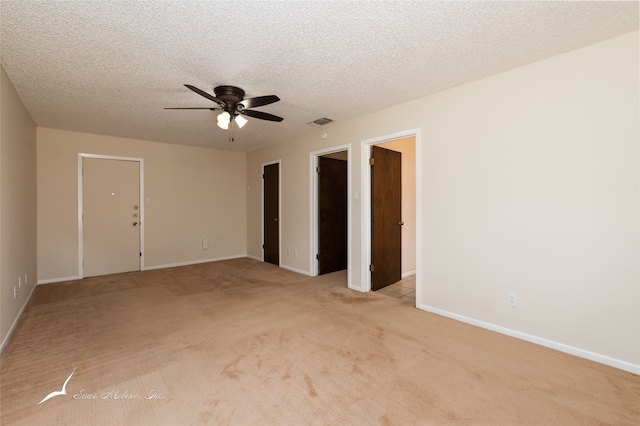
[1,1,638,152]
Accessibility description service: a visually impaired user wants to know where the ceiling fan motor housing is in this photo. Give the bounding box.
[214,86,245,110]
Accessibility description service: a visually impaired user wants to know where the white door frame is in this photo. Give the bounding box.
[261,159,282,265]
[309,144,352,288]
[78,153,145,279]
[360,129,421,305]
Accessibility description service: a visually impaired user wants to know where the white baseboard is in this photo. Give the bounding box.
[402,270,416,279]
[228,256,312,276]
[0,283,38,355]
[143,254,246,271]
[419,304,640,375]
[280,264,312,276]
[37,257,309,283]
[36,256,249,283]
[38,276,80,285]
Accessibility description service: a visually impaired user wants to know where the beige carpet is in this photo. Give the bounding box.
[1,258,638,425]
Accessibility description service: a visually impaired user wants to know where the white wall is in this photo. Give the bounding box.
[247,32,639,370]
[416,30,638,369]
[37,128,247,282]
[0,66,38,351]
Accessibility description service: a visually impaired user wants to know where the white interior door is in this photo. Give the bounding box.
[83,157,140,277]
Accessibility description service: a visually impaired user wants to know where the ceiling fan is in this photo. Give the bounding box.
[165,84,283,130]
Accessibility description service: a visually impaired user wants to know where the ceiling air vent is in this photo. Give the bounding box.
[308,117,334,126]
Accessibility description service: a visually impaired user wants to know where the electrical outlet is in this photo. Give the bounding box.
[13,287,17,299]
[210,242,215,249]
[507,292,517,307]
[201,238,208,250]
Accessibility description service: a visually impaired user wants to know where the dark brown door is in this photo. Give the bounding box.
[318,156,347,275]
[371,146,402,290]
[263,163,279,265]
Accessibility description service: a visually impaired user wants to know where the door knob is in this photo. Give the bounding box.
[275,218,278,221]
[398,221,404,225]
[133,222,138,226]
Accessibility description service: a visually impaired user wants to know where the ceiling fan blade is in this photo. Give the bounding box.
[239,95,280,109]
[184,84,224,105]
[242,109,284,122]
[164,107,219,110]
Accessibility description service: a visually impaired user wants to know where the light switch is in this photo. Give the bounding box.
[202,238,208,250]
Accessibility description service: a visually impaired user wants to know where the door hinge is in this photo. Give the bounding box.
[369,264,375,272]
[316,166,320,173]
[262,244,265,249]
[140,252,142,257]
[316,254,319,260]
[369,158,375,166]
[262,174,264,179]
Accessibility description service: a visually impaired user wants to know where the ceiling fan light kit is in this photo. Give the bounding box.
[166,84,282,135]
[234,114,248,129]
[216,111,231,129]
[216,111,248,130]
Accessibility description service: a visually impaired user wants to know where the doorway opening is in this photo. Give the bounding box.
[310,145,352,288]
[361,130,420,306]
[262,161,281,266]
